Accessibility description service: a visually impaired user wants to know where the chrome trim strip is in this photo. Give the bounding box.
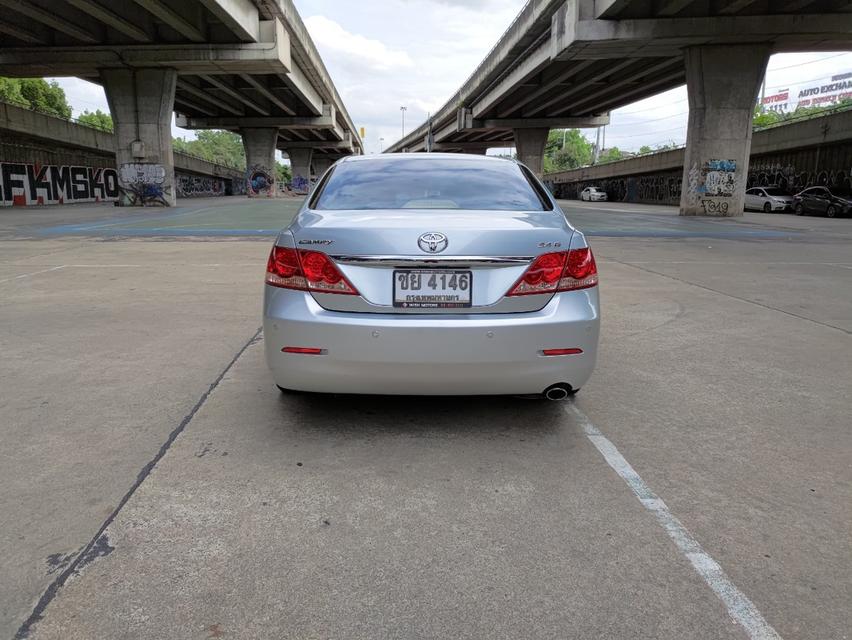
[331,255,533,265]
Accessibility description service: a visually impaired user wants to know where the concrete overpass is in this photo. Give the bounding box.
[386,0,852,216]
[0,0,362,204]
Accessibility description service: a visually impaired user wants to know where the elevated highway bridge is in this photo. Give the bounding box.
[387,0,852,215]
[0,0,362,204]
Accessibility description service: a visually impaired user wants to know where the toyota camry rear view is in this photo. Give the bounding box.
[263,154,600,398]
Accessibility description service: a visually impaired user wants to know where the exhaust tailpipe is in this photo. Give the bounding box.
[543,384,571,401]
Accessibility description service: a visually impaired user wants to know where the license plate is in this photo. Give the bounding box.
[393,270,472,308]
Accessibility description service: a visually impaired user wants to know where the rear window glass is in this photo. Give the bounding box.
[764,188,788,196]
[313,157,549,211]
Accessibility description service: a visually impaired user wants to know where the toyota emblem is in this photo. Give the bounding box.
[418,232,448,254]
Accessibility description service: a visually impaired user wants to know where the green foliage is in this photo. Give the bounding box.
[77,109,113,131]
[0,77,72,118]
[544,129,594,172]
[173,130,246,170]
[276,161,292,183]
[0,77,26,106]
[638,145,652,155]
[598,147,625,163]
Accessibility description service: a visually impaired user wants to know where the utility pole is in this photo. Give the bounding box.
[379,137,385,152]
[593,126,601,164]
[400,106,407,139]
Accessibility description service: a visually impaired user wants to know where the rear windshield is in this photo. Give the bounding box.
[313,157,549,211]
[764,188,789,196]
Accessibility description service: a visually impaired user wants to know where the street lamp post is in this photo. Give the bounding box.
[379,137,385,153]
[400,106,407,139]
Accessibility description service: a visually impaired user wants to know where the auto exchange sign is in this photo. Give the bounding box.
[761,71,852,113]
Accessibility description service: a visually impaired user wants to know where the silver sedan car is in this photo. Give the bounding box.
[263,154,600,399]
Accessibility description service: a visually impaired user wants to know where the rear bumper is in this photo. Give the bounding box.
[263,287,600,395]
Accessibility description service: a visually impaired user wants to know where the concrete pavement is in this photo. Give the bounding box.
[1,198,850,639]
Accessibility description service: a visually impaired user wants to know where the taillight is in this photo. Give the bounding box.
[507,247,598,296]
[558,247,598,291]
[265,246,358,295]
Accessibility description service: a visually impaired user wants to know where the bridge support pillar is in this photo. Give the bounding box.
[513,128,549,177]
[679,45,769,216]
[312,156,333,178]
[242,128,280,198]
[285,148,313,193]
[101,68,177,206]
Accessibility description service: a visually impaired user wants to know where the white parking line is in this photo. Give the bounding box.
[0,265,65,284]
[566,403,782,640]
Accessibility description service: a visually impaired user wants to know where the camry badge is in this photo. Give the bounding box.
[418,232,448,254]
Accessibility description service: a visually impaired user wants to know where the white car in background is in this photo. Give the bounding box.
[580,186,608,202]
[744,187,795,212]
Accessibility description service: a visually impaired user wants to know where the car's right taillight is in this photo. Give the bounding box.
[506,247,598,296]
[558,247,598,291]
[265,246,358,295]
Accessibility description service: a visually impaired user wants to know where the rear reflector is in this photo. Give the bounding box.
[542,348,583,356]
[282,347,324,355]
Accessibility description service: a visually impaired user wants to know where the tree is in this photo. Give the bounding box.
[77,109,113,131]
[544,129,594,172]
[276,161,292,183]
[0,77,72,118]
[639,145,652,154]
[173,130,246,169]
[598,147,625,163]
[753,105,783,128]
[0,77,26,106]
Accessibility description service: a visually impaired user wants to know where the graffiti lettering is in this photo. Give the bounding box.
[700,199,729,215]
[176,173,224,198]
[118,163,169,206]
[289,175,311,195]
[1,162,119,206]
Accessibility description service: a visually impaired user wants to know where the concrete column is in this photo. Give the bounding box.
[311,156,333,178]
[241,128,279,198]
[285,148,313,193]
[680,45,770,216]
[100,68,177,206]
[513,128,549,177]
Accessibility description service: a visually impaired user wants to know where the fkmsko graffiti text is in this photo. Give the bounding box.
[1,162,119,206]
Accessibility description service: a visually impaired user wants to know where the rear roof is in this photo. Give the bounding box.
[341,153,516,165]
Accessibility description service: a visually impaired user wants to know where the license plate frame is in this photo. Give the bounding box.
[393,269,472,309]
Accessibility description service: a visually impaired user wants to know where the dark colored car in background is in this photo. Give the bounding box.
[793,186,852,217]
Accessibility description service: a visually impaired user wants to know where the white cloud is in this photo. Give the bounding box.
[304,15,413,73]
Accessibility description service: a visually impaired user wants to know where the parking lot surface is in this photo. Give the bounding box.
[1,198,850,639]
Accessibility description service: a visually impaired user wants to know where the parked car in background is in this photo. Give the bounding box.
[744,186,794,212]
[793,186,852,217]
[580,186,608,202]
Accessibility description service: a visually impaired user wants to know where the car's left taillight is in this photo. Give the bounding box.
[506,247,598,296]
[265,246,359,295]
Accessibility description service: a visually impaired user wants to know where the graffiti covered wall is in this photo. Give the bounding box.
[176,173,227,198]
[246,164,275,197]
[1,162,120,206]
[549,140,852,205]
[0,161,242,206]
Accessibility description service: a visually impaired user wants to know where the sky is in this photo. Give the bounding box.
[50,0,852,158]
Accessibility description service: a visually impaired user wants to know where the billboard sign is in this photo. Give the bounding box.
[761,71,852,113]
